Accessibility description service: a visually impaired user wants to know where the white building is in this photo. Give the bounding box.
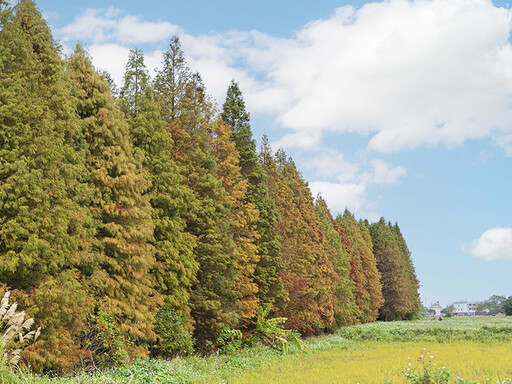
[452,301,478,316]
[426,302,443,317]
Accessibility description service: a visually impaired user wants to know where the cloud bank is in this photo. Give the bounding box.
[465,228,512,261]
[54,0,512,156]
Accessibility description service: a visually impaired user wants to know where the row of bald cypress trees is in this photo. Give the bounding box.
[0,0,420,372]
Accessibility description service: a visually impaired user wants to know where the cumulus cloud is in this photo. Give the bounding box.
[58,8,180,45]
[309,181,367,213]
[55,0,512,155]
[304,150,406,215]
[464,228,512,261]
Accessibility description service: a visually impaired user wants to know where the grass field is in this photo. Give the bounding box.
[2,316,512,383]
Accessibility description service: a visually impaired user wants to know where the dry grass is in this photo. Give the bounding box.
[232,342,512,384]
[0,291,40,365]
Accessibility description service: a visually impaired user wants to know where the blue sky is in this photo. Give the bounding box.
[34,0,512,308]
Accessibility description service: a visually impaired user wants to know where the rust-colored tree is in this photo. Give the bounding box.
[315,197,358,328]
[262,143,336,335]
[211,121,260,330]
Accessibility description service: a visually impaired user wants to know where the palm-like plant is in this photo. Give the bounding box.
[255,306,304,352]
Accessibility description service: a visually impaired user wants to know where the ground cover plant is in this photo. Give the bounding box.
[0,316,511,383]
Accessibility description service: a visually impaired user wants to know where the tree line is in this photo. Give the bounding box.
[0,0,421,372]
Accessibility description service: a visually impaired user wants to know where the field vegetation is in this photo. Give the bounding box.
[1,316,511,383]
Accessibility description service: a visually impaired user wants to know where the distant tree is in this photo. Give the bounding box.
[503,297,512,316]
[390,222,421,319]
[370,218,418,321]
[358,219,384,321]
[441,305,455,317]
[476,295,506,315]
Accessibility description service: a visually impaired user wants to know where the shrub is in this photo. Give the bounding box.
[79,308,129,370]
[216,326,243,354]
[252,305,304,353]
[153,304,194,358]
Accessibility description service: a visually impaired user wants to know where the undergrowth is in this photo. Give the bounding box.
[0,317,511,383]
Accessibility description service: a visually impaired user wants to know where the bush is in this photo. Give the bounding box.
[216,326,243,354]
[79,308,129,370]
[252,305,304,353]
[153,304,194,358]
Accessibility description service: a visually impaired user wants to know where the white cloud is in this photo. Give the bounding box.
[464,228,512,261]
[58,8,179,45]
[55,0,512,155]
[304,150,360,181]
[87,44,130,83]
[269,0,512,152]
[309,181,367,212]
[304,150,405,215]
[361,159,407,185]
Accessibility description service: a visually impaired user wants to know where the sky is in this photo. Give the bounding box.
[32,0,512,308]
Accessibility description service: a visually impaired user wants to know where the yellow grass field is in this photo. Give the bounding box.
[231,342,512,384]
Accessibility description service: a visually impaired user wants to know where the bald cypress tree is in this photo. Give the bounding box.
[358,219,384,321]
[334,212,366,321]
[315,197,358,327]
[262,144,336,335]
[119,49,197,330]
[211,121,260,329]
[67,46,160,356]
[390,222,421,319]
[222,81,285,309]
[154,37,241,347]
[339,210,384,322]
[370,218,412,321]
[0,0,95,370]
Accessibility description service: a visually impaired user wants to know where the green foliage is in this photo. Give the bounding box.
[120,48,197,328]
[477,295,506,315]
[222,82,285,310]
[0,0,96,371]
[79,309,129,370]
[370,218,419,321]
[390,222,421,319]
[404,350,451,384]
[67,46,161,354]
[503,297,512,316]
[211,122,260,329]
[253,306,304,353]
[442,305,455,318]
[153,304,194,358]
[154,37,241,347]
[314,198,358,328]
[216,326,243,354]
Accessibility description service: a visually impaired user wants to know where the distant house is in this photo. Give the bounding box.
[452,301,478,316]
[426,302,442,317]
